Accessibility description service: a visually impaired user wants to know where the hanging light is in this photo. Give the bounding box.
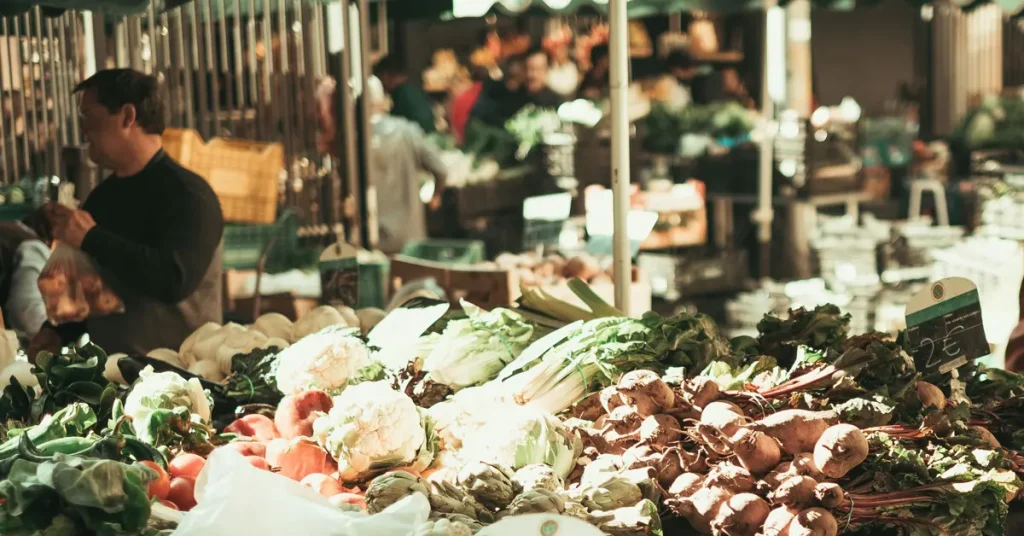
[838,97,862,122]
[810,106,830,128]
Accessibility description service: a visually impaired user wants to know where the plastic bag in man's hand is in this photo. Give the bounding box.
[37,242,124,325]
[172,448,429,536]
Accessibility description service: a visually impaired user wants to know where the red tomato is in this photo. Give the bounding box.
[158,499,179,510]
[167,477,197,511]
[168,453,206,480]
[138,461,170,500]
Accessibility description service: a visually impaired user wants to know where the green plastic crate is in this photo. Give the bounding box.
[223,211,320,273]
[400,239,485,265]
[357,257,389,309]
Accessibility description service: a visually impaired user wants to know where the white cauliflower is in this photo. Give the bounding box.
[274,325,371,395]
[124,366,212,444]
[312,381,427,481]
[458,403,581,479]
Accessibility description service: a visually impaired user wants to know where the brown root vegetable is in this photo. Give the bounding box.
[671,486,734,535]
[813,483,844,509]
[684,377,721,410]
[761,506,799,536]
[571,392,605,421]
[669,473,705,497]
[749,410,835,455]
[916,381,946,410]
[971,426,1001,449]
[711,493,771,536]
[702,402,746,438]
[654,448,686,489]
[813,424,869,479]
[769,475,817,508]
[604,405,644,434]
[790,454,825,482]
[617,370,676,416]
[640,414,681,448]
[760,462,793,490]
[730,428,782,476]
[621,445,655,470]
[600,386,628,414]
[787,508,838,536]
[705,464,756,494]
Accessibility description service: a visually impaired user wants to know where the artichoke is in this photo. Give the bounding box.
[504,489,566,516]
[429,481,494,522]
[365,471,430,514]
[580,476,643,512]
[414,518,477,536]
[511,464,563,493]
[456,462,517,511]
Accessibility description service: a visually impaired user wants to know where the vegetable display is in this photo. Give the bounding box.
[1,278,1022,535]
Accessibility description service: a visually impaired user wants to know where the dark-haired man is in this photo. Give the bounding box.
[33,69,224,357]
[524,48,564,109]
[374,55,435,134]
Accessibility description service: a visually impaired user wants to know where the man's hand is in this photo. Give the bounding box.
[27,327,62,364]
[429,192,443,211]
[46,203,96,249]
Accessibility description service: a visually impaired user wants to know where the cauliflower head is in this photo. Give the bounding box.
[124,366,211,443]
[457,403,580,479]
[313,381,427,481]
[274,325,371,395]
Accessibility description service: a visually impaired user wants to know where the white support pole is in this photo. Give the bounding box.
[754,3,779,277]
[609,0,631,311]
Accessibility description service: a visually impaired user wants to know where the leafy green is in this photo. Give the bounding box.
[756,305,851,368]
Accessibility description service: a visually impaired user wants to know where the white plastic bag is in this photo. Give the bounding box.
[172,449,429,536]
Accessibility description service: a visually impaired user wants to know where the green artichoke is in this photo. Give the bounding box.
[365,471,430,514]
[504,489,566,516]
[456,462,517,511]
[580,476,643,512]
[429,481,494,522]
[414,518,476,536]
[511,464,563,493]
[428,513,485,534]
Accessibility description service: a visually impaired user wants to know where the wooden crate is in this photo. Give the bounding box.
[389,256,516,311]
[161,129,283,224]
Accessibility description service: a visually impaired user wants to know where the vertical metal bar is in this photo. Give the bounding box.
[202,0,221,136]
[66,13,81,146]
[376,0,388,57]
[246,0,260,139]
[131,15,145,70]
[0,18,9,184]
[35,9,53,178]
[311,3,325,79]
[217,0,236,136]
[356,0,375,249]
[46,17,66,150]
[338,0,361,245]
[232,0,246,137]
[165,10,180,127]
[296,1,313,159]
[261,0,276,141]
[188,1,209,138]
[157,8,173,129]
[277,0,293,164]
[12,17,32,176]
[146,4,158,76]
[174,8,195,129]
[23,13,41,179]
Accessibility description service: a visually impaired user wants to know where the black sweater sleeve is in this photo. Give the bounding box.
[80,182,224,305]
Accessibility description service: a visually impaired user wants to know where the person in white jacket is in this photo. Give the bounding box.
[366,76,448,254]
[0,212,50,340]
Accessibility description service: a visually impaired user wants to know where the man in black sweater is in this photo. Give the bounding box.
[33,69,224,357]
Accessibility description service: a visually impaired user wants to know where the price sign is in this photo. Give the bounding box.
[319,242,359,308]
[904,277,989,375]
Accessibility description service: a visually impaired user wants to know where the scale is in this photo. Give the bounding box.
[904,277,990,405]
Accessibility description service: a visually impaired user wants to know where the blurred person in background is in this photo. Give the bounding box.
[0,209,51,340]
[471,55,529,128]
[524,48,564,108]
[374,55,436,134]
[450,66,487,146]
[577,44,610,100]
[544,31,579,98]
[367,76,448,254]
